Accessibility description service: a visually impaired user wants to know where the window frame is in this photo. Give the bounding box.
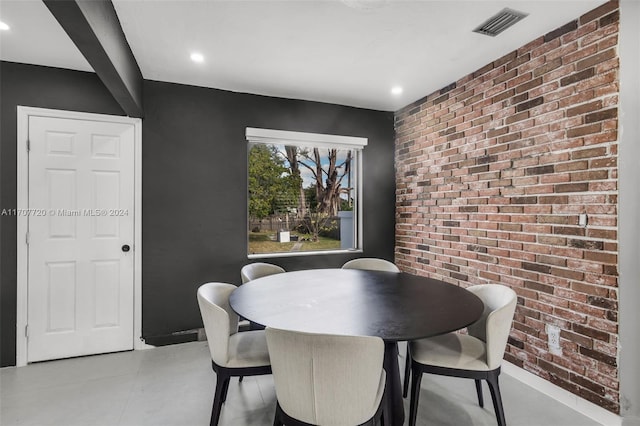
[246,127,367,258]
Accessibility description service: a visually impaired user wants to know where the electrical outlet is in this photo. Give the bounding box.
[546,324,562,355]
[579,213,588,227]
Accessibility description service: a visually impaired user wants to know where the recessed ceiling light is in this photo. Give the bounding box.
[0,21,10,31]
[341,0,388,10]
[190,52,204,63]
[391,86,403,95]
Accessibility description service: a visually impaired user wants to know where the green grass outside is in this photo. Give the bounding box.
[248,231,340,254]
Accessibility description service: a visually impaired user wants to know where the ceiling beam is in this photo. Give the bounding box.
[43,0,144,118]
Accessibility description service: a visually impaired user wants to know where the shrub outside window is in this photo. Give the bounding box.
[246,128,366,257]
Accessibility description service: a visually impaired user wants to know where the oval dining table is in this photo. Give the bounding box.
[229,268,484,425]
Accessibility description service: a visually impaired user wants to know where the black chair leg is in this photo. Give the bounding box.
[475,379,484,407]
[382,385,390,426]
[221,376,231,403]
[408,366,423,426]
[403,345,411,398]
[273,403,284,426]
[486,372,506,426]
[210,373,228,426]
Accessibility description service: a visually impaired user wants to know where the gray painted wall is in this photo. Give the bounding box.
[0,62,396,365]
[619,1,640,424]
[0,62,126,366]
[140,79,396,342]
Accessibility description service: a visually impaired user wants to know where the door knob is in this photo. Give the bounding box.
[122,244,130,252]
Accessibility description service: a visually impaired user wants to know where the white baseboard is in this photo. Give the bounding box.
[134,338,156,351]
[622,416,640,426]
[503,361,622,426]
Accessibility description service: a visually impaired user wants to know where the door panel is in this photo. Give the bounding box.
[46,261,77,332]
[92,260,121,327]
[27,116,135,362]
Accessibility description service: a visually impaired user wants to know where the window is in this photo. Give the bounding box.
[246,127,366,257]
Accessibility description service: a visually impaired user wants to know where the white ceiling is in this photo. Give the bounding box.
[0,0,606,111]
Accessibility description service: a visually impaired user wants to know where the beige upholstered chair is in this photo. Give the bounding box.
[197,282,271,426]
[406,284,517,426]
[266,328,387,426]
[240,262,285,284]
[240,262,285,330]
[342,257,404,405]
[341,258,400,273]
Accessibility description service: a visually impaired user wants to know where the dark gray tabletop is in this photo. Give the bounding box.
[230,268,484,341]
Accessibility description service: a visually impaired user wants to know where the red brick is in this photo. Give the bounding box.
[561,68,596,86]
[494,69,518,85]
[571,147,607,159]
[506,111,530,124]
[577,48,617,71]
[585,108,617,123]
[555,160,589,172]
[600,11,620,28]
[515,77,543,94]
[545,20,578,43]
[561,330,593,348]
[566,100,603,117]
[580,1,619,25]
[563,43,599,66]
[558,90,596,108]
[533,58,563,78]
[506,53,531,71]
[545,64,578,85]
[594,82,619,98]
[577,70,617,92]
[519,37,545,56]
[394,3,620,412]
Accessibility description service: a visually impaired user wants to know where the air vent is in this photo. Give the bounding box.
[473,8,528,37]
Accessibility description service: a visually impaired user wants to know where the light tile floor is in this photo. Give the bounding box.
[1,341,603,426]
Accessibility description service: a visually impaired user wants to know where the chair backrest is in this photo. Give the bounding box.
[341,258,400,273]
[466,284,517,370]
[240,262,286,284]
[266,328,385,426]
[197,282,240,367]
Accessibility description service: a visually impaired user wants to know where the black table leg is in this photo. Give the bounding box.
[383,341,404,426]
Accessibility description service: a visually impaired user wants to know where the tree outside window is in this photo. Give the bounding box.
[247,128,365,256]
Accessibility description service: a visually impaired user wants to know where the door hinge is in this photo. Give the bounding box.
[25,325,29,338]
[26,232,30,245]
[26,139,30,152]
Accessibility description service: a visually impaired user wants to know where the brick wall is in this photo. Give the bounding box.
[395,1,620,413]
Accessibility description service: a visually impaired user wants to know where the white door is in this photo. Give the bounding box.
[27,116,135,362]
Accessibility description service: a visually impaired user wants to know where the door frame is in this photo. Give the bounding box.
[16,106,145,366]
